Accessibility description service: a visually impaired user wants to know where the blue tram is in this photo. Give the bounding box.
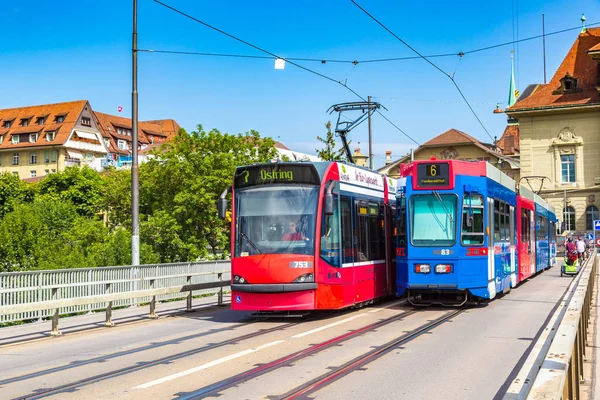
[396,159,556,306]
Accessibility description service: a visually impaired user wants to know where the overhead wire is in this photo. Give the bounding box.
[350,0,495,142]
[152,0,421,146]
[139,21,600,65]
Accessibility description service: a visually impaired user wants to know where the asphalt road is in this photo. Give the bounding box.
[0,266,572,400]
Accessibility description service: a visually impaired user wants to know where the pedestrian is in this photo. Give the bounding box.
[576,236,586,262]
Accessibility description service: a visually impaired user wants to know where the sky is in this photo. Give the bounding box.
[2,0,600,169]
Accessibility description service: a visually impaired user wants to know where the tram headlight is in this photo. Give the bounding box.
[435,264,452,274]
[415,264,431,274]
[293,273,315,283]
[234,275,248,284]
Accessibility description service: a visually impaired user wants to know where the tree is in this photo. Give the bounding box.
[316,121,347,161]
[37,166,105,217]
[0,172,29,218]
[140,126,278,260]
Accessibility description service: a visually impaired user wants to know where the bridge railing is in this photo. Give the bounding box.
[0,261,231,335]
[504,251,597,400]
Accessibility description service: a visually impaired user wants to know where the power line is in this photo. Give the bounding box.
[350,0,495,142]
[139,19,600,65]
[139,20,600,65]
[152,0,421,146]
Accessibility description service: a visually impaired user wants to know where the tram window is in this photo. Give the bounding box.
[341,197,355,263]
[367,202,385,261]
[521,209,531,254]
[493,200,501,242]
[461,194,484,245]
[355,201,369,262]
[321,196,341,267]
[397,193,407,247]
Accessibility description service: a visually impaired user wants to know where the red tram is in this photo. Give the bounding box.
[218,162,401,312]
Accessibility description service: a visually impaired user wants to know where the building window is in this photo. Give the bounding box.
[563,206,576,231]
[11,135,19,144]
[21,118,30,127]
[560,154,575,183]
[87,153,93,162]
[51,150,57,163]
[12,172,18,177]
[55,115,65,123]
[81,116,91,126]
[586,206,599,231]
[46,131,55,142]
[0,135,3,144]
[44,169,49,175]
[36,117,46,125]
[4,120,13,129]
[30,170,36,178]
[12,153,19,165]
[44,150,50,163]
[29,133,38,143]
[104,138,110,148]
[51,169,56,173]
[118,140,126,150]
[30,152,37,164]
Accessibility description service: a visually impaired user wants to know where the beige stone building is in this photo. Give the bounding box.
[505,27,600,234]
[0,100,107,179]
[377,128,520,183]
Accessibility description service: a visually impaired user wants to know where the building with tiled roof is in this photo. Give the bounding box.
[505,27,600,233]
[93,112,179,168]
[377,128,520,183]
[0,100,182,178]
[0,100,108,179]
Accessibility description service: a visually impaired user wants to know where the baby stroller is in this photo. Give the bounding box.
[561,250,580,276]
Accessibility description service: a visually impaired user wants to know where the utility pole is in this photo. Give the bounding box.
[368,95,373,169]
[131,0,140,266]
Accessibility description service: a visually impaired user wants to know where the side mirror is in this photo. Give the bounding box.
[324,193,334,216]
[218,198,227,220]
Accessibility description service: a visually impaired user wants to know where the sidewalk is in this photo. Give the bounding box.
[590,254,599,400]
[0,293,231,347]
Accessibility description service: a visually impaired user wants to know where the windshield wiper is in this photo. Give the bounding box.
[433,191,454,223]
[239,231,263,254]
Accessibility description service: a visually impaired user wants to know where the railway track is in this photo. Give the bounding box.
[177,308,424,399]
[9,312,330,399]
[278,308,465,399]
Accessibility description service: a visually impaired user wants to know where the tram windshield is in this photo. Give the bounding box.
[234,186,318,256]
[410,194,457,246]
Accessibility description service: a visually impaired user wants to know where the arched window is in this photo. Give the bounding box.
[563,206,576,231]
[586,205,599,231]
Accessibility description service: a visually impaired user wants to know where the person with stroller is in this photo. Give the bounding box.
[565,237,578,266]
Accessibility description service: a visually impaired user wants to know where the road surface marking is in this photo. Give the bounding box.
[291,315,365,338]
[134,340,284,389]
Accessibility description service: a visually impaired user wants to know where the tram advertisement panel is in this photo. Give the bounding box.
[416,162,450,188]
[234,164,320,188]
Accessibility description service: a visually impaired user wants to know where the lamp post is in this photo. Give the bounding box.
[131,0,140,266]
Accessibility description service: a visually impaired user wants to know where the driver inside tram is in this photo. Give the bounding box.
[282,220,306,241]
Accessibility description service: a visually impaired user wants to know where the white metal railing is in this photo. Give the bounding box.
[0,261,231,333]
[504,251,596,400]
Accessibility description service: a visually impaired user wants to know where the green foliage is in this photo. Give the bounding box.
[38,166,105,217]
[0,172,29,218]
[2,124,277,271]
[316,121,347,161]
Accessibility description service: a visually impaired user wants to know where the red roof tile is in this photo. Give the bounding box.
[422,128,484,146]
[496,124,519,155]
[0,100,88,150]
[508,28,600,112]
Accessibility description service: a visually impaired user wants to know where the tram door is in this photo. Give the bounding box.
[486,197,496,299]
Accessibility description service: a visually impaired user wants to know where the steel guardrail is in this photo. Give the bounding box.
[503,251,596,400]
[0,261,231,334]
